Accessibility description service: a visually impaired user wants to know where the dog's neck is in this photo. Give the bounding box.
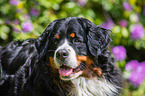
[71,77,119,96]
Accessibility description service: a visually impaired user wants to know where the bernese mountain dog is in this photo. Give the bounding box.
[0,17,123,96]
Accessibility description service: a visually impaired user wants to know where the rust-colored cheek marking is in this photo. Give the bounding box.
[77,56,94,65]
[70,33,75,38]
[77,56,102,77]
[49,57,57,68]
[56,34,60,39]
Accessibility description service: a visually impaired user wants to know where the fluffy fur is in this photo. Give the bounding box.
[0,17,123,96]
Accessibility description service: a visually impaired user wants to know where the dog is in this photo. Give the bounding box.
[0,17,123,96]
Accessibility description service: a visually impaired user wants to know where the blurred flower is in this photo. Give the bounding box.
[119,19,128,27]
[126,60,145,87]
[9,0,20,6]
[111,45,126,61]
[140,61,145,73]
[30,8,40,17]
[123,2,132,11]
[129,69,145,87]
[125,60,139,71]
[102,19,114,29]
[13,19,19,25]
[5,19,11,25]
[102,23,110,29]
[72,0,86,6]
[25,14,30,20]
[130,13,139,23]
[130,24,144,40]
[21,21,33,32]
[34,1,39,5]
[77,0,86,6]
[13,27,20,32]
[16,9,22,13]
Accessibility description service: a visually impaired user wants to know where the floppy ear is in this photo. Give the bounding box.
[84,19,112,62]
[35,20,57,59]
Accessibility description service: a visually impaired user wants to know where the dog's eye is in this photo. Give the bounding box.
[52,40,58,45]
[73,38,81,44]
[54,41,58,45]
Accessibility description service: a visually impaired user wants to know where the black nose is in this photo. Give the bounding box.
[56,49,69,60]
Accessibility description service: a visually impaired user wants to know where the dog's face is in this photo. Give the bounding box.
[36,17,111,81]
[48,18,90,80]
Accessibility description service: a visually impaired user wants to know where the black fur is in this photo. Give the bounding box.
[0,17,123,96]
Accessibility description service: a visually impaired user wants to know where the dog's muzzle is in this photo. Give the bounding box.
[56,49,69,61]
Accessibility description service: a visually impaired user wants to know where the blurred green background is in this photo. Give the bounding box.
[0,0,145,95]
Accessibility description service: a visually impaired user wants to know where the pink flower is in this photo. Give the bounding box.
[9,0,19,6]
[119,19,128,27]
[125,60,139,71]
[126,61,145,87]
[123,2,132,11]
[129,69,145,87]
[13,19,19,25]
[25,14,30,20]
[30,8,40,17]
[5,19,11,25]
[102,19,114,29]
[111,46,126,61]
[130,24,144,40]
[13,27,20,32]
[77,0,86,6]
[22,21,33,32]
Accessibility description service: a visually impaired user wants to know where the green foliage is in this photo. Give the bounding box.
[0,0,145,95]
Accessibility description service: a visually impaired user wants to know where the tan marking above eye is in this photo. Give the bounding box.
[70,33,75,38]
[56,34,60,39]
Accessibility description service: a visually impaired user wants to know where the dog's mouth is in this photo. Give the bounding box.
[58,64,85,80]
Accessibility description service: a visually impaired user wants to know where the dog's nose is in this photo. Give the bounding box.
[56,49,69,60]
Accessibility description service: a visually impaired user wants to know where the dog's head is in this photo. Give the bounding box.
[36,17,111,80]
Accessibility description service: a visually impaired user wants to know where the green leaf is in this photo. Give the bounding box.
[122,27,129,38]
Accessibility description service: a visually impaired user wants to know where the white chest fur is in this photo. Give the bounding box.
[72,77,119,96]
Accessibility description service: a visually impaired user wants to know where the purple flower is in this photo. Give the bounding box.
[102,19,114,29]
[127,61,145,87]
[22,21,33,32]
[30,8,40,17]
[25,14,30,20]
[119,19,128,27]
[129,69,145,87]
[130,24,144,40]
[5,19,11,25]
[13,27,20,32]
[125,60,139,71]
[102,23,110,29]
[16,9,22,13]
[111,45,126,61]
[13,19,19,25]
[9,0,19,6]
[140,61,145,74]
[77,0,86,6]
[34,1,39,5]
[123,2,132,11]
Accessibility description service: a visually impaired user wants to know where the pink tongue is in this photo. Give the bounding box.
[59,68,73,76]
